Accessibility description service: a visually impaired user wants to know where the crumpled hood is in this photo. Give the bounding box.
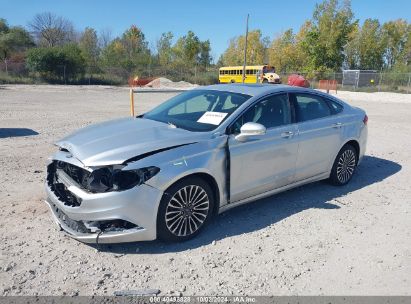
[56,117,202,167]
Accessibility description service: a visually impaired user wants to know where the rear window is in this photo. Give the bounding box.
[294,93,332,122]
[328,99,344,114]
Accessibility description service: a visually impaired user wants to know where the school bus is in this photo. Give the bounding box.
[218,65,281,84]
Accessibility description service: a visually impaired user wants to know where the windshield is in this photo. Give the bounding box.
[263,66,276,73]
[142,90,251,132]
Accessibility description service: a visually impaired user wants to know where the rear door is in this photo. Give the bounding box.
[228,93,299,202]
[291,93,343,181]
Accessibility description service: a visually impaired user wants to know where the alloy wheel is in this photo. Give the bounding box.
[165,185,210,237]
[336,149,356,183]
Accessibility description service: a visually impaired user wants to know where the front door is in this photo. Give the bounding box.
[228,93,299,203]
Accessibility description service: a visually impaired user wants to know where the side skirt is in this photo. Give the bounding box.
[218,172,330,214]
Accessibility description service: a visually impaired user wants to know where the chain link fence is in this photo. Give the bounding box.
[277,71,411,94]
[0,61,220,86]
[1,60,410,93]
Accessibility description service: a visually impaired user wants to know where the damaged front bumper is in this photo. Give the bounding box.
[45,172,163,244]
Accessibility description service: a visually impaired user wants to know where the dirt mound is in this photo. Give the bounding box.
[145,77,198,89]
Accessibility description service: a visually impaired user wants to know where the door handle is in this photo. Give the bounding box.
[281,131,294,138]
[333,122,342,128]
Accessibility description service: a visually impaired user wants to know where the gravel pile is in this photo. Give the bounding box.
[145,77,198,89]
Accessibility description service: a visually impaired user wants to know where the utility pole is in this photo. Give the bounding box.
[63,65,66,85]
[242,14,249,84]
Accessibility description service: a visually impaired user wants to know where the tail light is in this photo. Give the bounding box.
[363,114,368,125]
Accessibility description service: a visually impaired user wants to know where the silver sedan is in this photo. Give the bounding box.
[45,84,368,243]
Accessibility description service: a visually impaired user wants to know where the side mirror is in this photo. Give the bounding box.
[235,122,266,142]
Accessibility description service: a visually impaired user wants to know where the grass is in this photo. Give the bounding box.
[0,72,38,84]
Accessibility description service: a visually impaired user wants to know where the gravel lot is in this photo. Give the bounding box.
[0,85,410,296]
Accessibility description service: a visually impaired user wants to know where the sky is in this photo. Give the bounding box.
[1,0,411,61]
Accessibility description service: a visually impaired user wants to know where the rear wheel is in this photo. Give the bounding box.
[262,79,268,83]
[157,177,214,242]
[329,144,357,186]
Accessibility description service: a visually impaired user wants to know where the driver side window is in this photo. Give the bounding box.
[231,93,291,134]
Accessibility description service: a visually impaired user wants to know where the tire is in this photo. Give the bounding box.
[329,144,357,186]
[157,177,215,242]
[262,79,268,83]
[230,79,235,83]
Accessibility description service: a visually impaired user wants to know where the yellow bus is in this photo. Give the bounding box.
[218,65,281,84]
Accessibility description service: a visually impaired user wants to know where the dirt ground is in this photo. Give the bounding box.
[0,84,410,296]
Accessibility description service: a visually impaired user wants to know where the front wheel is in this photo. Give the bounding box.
[157,177,214,242]
[329,144,357,186]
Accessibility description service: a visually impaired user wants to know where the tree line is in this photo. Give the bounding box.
[219,0,411,77]
[1,0,411,85]
[0,12,213,84]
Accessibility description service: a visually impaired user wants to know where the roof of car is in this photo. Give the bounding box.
[198,84,312,97]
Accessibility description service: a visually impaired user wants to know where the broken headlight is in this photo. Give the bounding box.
[86,166,159,193]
